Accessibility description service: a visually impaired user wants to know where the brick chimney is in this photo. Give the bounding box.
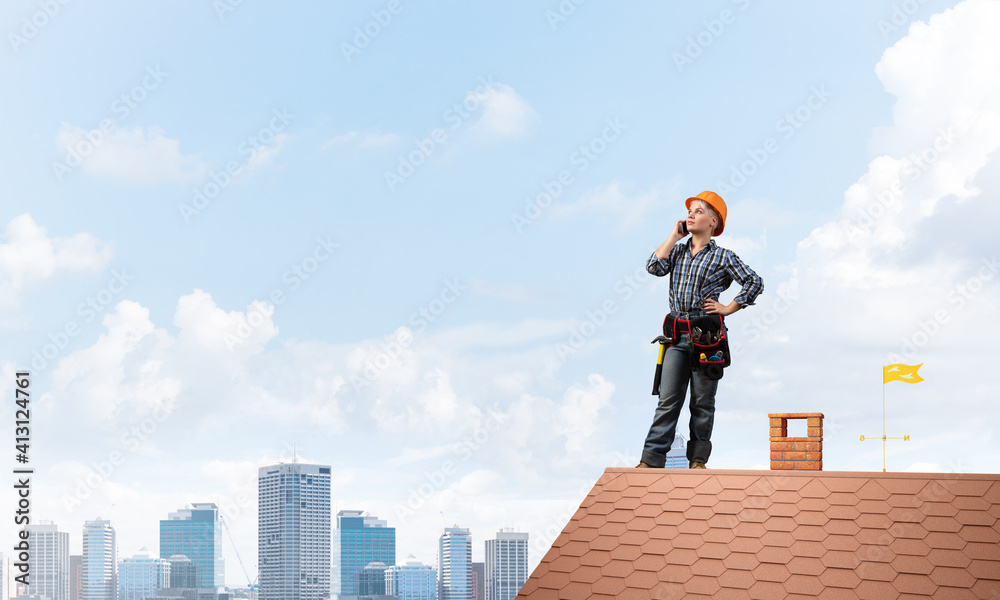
[769,412,823,470]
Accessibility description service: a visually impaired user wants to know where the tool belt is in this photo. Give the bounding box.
[651,313,731,394]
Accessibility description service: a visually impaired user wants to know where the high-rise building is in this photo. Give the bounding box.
[69,555,82,600]
[164,555,196,589]
[358,562,388,595]
[470,563,483,600]
[159,503,224,589]
[117,552,169,600]
[1,553,15,600]
[25,522,70,600]
[664,435,688,468]
[483,531,528,600]
[82,519,116,600]
[385,557,436,600]
[437,527,471,600]
[333,511,395,597]
[258,463,331,600]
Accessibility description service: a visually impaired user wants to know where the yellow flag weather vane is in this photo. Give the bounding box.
[860,363,924,472]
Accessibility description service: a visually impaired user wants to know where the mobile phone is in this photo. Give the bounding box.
[681,221,688,235]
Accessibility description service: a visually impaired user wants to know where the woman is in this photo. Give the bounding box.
[637,191,764,469]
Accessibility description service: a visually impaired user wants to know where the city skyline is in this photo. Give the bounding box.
[10,508,526,600]
[3,0,999,587]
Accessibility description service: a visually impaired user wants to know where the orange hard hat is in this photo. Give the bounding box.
[685,191,727,236]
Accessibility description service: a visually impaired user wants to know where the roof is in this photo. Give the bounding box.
[517,468,1000,599]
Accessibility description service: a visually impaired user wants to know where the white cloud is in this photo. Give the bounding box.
[26,285,636,574]
[783,0,1000,301]
[173,289,278,356]
[554,373,615,454]
[56,124,210,185]
[0,214,113,307]
[736,0,1000,455]
[243,132,291,175]
[466,84,539,142]
[45,299,177,422]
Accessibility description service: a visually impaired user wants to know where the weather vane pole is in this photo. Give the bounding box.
[861,363,923,472]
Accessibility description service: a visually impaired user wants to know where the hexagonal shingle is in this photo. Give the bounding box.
[786,556,825,576]
[856,479,891,500]
[928,566,978,588]
[818,567,862,589]
[818,550,862,571]
[689,558,726,578]
[959,524,1000,544]
[891,554,935,575]
[926,547,973,568]
[717,568,755,589]
[917,481,955,504]
[782,573,825,596]
[798,479,831,499]
[697,541,731,560]
[756,545,793,565]
[694,477,725,496]
[747,580,786,600]
[656,563,693,584]
[722,551,759,571]
[820,534,860,553]
[567,565,603,584]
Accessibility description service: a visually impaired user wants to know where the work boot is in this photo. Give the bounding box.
[635,462,654,468]
[689,461,707,469]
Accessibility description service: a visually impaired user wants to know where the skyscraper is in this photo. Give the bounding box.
[358,562,388,595]
[82,519,116,600]
[258,463,331,600]
[0,553,15,600]
[333,511,395,596]
[385,556,436,600]
[483,531,528,600]
[664,435,688,468]
[158,503,224,589]
[25,521,70,600]
[164,555,196,589]
[70,555,83,600]
[117,552,169,600]
[437,527,471,600]
[470,563,484,600]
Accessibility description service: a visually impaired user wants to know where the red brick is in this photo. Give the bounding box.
[794,441,822,452]
[785,452,807,461]
[770,452,783,461]
[794,460,823,470]
[770,427,787,438]
[770,461,793,470]
[770,441,793,451]
[768,412,823,418]
[806,452,823,461]
[807,417,823,428]
[807,427,823,437]
[769,417,785,427]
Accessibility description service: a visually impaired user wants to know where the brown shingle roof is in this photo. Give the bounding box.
[517,469,1000,599]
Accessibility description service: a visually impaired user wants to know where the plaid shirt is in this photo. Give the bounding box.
[647,239,763,313]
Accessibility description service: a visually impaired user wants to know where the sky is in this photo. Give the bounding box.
[1,0,999,589]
